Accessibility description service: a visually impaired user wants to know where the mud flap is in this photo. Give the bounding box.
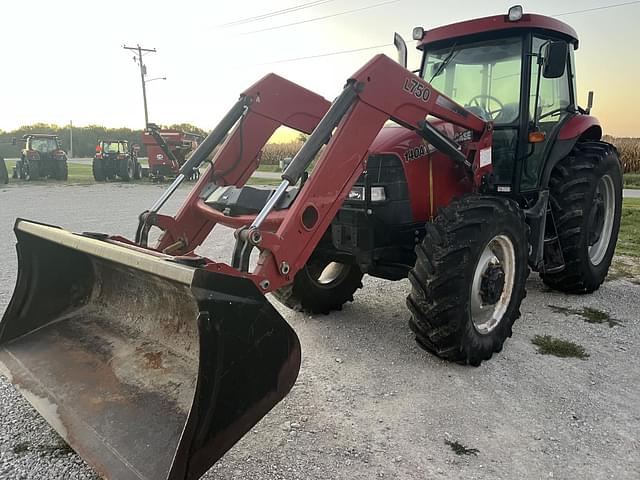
[0,219,301,480]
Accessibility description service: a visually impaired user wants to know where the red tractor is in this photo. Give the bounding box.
[92,139,142,181]
[142,123,203,181]
[0,8,622,480]
[14,134,68,180]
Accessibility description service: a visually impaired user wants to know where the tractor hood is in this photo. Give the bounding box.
[369,119,460,158]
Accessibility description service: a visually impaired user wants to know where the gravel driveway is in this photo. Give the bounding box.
[0,182,638,480]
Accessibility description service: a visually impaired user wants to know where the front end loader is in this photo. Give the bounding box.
[0,8,622,480]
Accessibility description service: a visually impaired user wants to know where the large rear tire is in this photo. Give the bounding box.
[407,195,529,366]
[25,160,40,181]
[118,158,134,181]
[0,158,8,184]
[93,158,106,181]
[54,161,68,181]
[273,258,364,314]
[541,141,622,293]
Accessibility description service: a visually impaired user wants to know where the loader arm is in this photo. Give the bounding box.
[0,54,491,480]
[153,54,491,293]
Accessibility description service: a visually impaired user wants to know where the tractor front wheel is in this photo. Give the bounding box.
[133,162,142,180]
[407,195,529,366]
[541,141,622,293]
[273,258,364,314]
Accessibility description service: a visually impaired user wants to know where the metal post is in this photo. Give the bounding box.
[139,46,149,127]
[69,120,73,158]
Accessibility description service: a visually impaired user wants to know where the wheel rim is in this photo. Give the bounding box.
[307,262,349,289]
[470,235,516,335]
[588,174,615,266]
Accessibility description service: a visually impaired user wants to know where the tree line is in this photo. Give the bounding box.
[0,123,208,158]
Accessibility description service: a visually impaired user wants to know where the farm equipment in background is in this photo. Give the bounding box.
[93,140,142,181]
[142,123,203,181]
[0,7,622,480]
[13,134,68,180]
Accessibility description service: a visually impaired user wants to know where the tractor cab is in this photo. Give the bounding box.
[26,134,61,154]
[414,7,586,194]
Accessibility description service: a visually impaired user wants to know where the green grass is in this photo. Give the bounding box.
[549,305,621,328]
[2,159,278,187]
[256,164,281,173]
[4,160,95,184]
[531,335,589,359]
[624,173,640,189]
[618,198,640,257]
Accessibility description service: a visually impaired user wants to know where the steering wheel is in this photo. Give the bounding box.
[467,95,504,121]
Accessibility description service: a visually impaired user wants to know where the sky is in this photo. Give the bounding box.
[1,0,639,138]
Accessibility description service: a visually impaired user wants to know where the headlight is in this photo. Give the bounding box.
[348,186,386,202]
[370,186,386,202]
[348,186,364,201]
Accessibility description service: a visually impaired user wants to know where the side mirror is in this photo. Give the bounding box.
[542,41,568,79]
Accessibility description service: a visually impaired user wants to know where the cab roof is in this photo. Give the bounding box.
[418,13,579,50]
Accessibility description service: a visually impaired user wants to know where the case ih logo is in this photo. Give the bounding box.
[403,78,431,102]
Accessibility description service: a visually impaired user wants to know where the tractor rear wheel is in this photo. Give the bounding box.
[407,195,529,366]
[118,159,134,181]
[25,161,40,181]
[54,161,68,181]
[273,258,364,314]
[541,141,622,293]
[0,158,8,184]
[93,158,106,181]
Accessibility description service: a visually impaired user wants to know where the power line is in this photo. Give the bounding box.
[260,43,393,65]
[243,0,402,35]
[261,1,640,65]
[219,0,338,27]
[554,0,640,17]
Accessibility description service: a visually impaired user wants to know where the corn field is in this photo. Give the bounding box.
[260,141,303,165]
[605,136,640,173]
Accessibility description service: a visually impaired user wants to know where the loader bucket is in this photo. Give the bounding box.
[0,219,301,480]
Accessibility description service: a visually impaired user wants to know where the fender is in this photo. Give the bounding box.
[539,113,602,189]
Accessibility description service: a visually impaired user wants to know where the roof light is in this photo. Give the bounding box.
[412,27,424,40]
[507,5,523,22]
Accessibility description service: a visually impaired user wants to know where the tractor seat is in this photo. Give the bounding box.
[494,103,520,124]
[204,185,300,216]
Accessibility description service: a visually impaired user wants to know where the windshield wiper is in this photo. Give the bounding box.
[429,43,458,84]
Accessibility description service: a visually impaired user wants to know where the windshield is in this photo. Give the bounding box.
[102,142,125,153]
[29,137,58,152]
[423,37,523,124]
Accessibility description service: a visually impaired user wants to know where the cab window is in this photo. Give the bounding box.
[424,37,523,125]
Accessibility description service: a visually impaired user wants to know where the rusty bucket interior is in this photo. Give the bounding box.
[0,219,301,480]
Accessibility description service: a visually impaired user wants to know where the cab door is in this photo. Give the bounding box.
[520,36,575,191]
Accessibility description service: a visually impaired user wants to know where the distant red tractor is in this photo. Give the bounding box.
[14,134,68,181]
[92,140,142,181]
[142,123,203,181]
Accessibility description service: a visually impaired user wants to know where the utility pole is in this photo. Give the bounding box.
[69,120,73,158]
[123,44,156,128]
